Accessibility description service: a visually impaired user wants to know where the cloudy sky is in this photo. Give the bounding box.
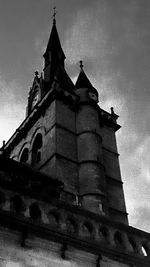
[0,0,150,232]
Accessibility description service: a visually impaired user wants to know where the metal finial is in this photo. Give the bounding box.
[80,60,83,71]
[52,6,57,24]
[35,71,39,76]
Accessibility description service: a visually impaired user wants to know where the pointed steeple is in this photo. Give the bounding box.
[43,19,66,66]
[43,10,66,84]
[75,61,95,90]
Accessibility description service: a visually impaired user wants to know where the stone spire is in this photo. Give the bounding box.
[43,9,66,83]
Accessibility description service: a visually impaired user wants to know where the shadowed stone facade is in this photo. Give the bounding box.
[0,15,150,267]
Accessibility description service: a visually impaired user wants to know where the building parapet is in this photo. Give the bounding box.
[0,156,149,266]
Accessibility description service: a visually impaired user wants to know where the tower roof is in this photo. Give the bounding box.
[75,69,94,90]
[75,61,94,89]
[75,69,98,98]
[43,19,66,63]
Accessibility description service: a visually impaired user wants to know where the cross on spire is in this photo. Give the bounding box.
[52,6,57,24]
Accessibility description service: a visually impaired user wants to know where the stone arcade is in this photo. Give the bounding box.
[0,14,150,267]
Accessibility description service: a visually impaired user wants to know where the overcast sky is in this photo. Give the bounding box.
[0,0,150,232]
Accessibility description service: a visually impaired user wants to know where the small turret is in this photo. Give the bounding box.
[75,61,99,103]
[75,62,107,214]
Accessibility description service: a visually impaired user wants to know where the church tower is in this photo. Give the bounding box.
[0,12,150,267]
[4,16,128,225]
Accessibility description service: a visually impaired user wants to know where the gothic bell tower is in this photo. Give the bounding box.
[3,15,128,225]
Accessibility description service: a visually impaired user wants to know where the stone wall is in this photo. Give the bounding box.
[0,229,132,267]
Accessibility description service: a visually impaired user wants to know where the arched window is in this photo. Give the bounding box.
[20,148,29,163]
[31,133,42,166]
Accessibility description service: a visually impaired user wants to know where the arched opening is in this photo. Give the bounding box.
[20,148,29,163]
[66,217,77,234]
[29,203,41,220]
[99,226,108,240]
[11,195,25,214]
[82,221,93,237]
[31,133,42,166]
[114,231,124,248]
[141,245,148,256]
